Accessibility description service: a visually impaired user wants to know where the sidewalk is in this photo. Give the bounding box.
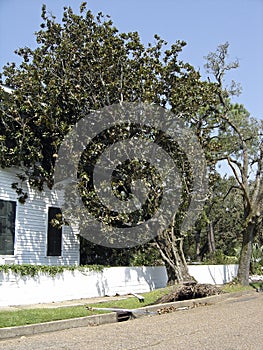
[0,294,134,312]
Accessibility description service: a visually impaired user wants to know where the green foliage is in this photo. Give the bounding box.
[184,176,243,262]
[80,237,162,266]
[250,243,263,275]
[0,264,104,277]
[250,262,263,275]
[202,250,239,265]
[208,177,243,255]
[0,2,220,194]
[129,246,163,266]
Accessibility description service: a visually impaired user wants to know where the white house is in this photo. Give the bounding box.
[0,167,80,265]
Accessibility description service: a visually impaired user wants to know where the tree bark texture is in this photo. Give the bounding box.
[237,222,256,285]
[155,231,194,285]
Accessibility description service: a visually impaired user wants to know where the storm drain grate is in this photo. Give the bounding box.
[117,311,134,322]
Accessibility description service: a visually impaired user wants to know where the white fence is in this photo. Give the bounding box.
[0,265,238,306]
[188,264,238,285]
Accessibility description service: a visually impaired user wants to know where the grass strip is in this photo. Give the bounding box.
[0,286,174,328]
[221,283,254,293]
[0,306,108,328]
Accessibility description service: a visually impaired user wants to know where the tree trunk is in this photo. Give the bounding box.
[207,222,216,255]
[237,222,256,285]
[155,235,194,285]
[195,228,201,262]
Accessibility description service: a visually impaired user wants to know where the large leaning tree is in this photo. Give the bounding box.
[204,42,263,285]
[1,3,230,283]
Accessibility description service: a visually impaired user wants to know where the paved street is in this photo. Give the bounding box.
[0,292,262,350]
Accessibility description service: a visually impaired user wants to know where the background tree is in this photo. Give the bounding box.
[204,43,263,285]
[185,175,243,263]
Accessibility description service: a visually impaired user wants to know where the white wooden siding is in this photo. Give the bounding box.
[0,167,80,265]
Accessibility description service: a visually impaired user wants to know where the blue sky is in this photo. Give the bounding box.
[0,0,262,119]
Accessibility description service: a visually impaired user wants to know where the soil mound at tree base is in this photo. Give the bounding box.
[155,283,223,304]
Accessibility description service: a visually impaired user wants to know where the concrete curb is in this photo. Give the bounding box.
[0,313,117,340]
[134,290,255,316]
[0,290,255,340]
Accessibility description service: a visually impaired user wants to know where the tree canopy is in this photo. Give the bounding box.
[0,3,262,285]
[0,4,219,188]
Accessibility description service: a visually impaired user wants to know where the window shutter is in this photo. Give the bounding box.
[0,200,16,255]
[47,207,62,256]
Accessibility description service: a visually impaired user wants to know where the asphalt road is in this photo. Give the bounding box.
[0,293,262,350]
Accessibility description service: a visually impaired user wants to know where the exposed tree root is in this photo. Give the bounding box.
[155,283,223,304]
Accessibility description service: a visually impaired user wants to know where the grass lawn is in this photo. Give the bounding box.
[221,283,254,293]
[0,286,174,328]
[249,281,263,290]
[0,306,105,329]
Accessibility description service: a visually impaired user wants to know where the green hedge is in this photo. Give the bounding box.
[0,264,105,277]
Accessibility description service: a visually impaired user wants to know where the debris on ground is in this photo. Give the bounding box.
[154,283,223,304]
[157,301,211,315]
[129,292,145,303]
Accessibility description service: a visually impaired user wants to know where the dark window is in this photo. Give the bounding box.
[47,207,62,256]
[0,199,16,255]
